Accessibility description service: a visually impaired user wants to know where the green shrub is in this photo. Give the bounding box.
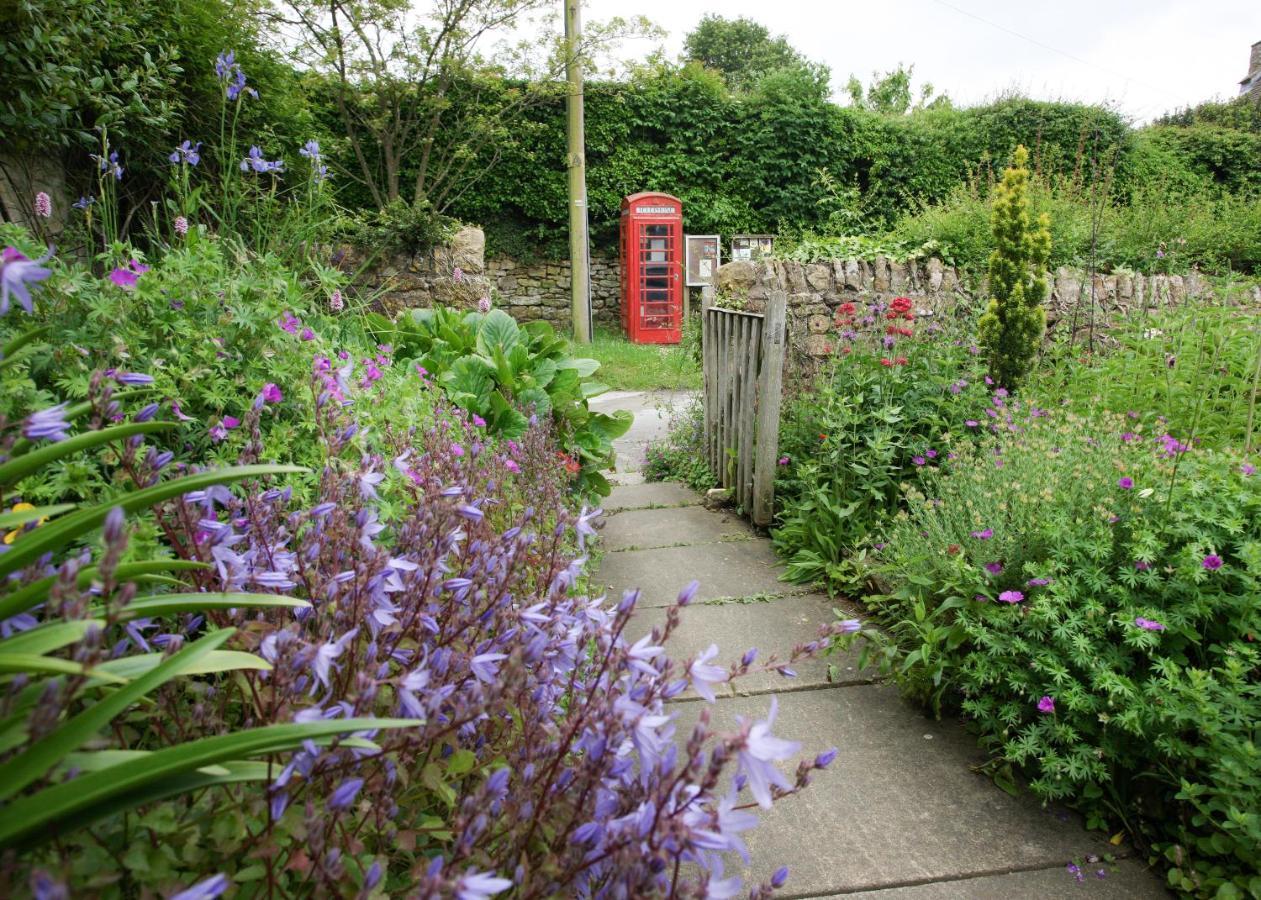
[772,299,986,589]
[334,198,458,258]
[977,146,1051,389]
[861,404,1261,897]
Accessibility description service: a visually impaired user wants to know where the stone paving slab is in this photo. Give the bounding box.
[590,389,695,476]
[629,593,872,695]
[672,686,1163,898]
[600,504,755,552]
[593,541,790,608]
[829,858,1168,899]
[604,480,703,512]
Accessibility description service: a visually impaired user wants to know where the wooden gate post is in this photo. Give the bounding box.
[752,290,787,526]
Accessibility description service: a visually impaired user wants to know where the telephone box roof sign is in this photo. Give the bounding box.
[620,193,683,344]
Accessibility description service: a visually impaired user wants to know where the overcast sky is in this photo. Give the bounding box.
[580,0,1259,122]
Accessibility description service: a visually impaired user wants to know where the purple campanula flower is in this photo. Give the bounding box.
[313,628,358,689]
[170,874,230,900]
[23,403,70,441]
[114,371,154,386]
[737,698,800,809]
[134,402,160,422]
[1,245,54,315]
[328,777,364,811]
[456,869,512,900]
[689,644,727,703]
[470,652,506,683]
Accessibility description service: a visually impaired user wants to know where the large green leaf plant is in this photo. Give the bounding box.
[373,307,632,496]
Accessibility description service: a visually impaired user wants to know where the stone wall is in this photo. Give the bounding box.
[350,225,625,330]
[714,257,1218,359]
[487,255,622,326]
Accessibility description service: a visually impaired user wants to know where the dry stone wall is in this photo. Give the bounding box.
[714,257,1218,359]
[348,225,624,329]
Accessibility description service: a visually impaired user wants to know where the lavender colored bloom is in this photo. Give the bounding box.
[912,455,926,466]
[1202,554,1223,571]
[170,874,230,900]
[1026,577,1051,587]
[24,403,71,441]
[626,634,665,676]
[313,628,358,689]
[772,867,790,888]
[1,245,54,315]
[115,371,154,386]
[174,215,189,237]
[689,644,727,703]
[737,697,800,809]
[329,289,344,311]
[134,402,160,422]
[34,191,52,218]
[73,196,95,210]
[91,149,123,180]
[1242,463,1256,476]
[1134,617,1166,631]
[470,652,506,683]
[1037,695,1056,714]
[328,777,364,811]
[984,562,1003,575]
[29,869,69,900]
[169,140,203,166]
[997,590,1024,603]
[456,870,512,900]
[240,146,283,175]
[478,296,492,314]
[261,382,283,404]
[815,747,838,768]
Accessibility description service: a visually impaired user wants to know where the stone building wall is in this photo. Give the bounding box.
[713,257,1217,360]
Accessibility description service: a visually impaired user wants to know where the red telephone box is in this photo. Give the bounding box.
[620,192,683,344]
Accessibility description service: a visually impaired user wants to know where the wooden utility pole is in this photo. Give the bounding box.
[565,0,592,343]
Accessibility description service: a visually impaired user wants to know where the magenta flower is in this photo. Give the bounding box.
[997,590,1024,603]
[778,455,789,465]
[1117,477,1134,489]
[174,216,189,237]
[1134,617,1165,631]
[1202,554,1223,571]
[34,191,52,218]
[478,296,491,314]
[278,312,300,334]
[1134,560,1151,571]
[912,455,926,466]
[965,420,979,428]
[300,327,315,341]
[261,383,283,404]
[1026,577,1051,587]
[329,289,344,312]
[472,414,487,427]
[453,266,464,283]
[108,259,149,289]
[970,528,993,539]
[1242,463,1256,477]
[1037,695,1055,714]
[223,416,241,429]
[984,562,1003,575]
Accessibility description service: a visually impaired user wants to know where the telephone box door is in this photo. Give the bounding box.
[634,220,681,343]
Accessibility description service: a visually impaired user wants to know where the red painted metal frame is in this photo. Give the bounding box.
[619,192,683,344]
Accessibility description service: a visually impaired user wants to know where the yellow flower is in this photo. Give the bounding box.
[4,502,45,545]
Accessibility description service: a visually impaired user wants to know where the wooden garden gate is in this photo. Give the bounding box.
[701,289,787,526]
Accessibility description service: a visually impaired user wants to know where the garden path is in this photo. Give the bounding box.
[588,390,1169,899]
